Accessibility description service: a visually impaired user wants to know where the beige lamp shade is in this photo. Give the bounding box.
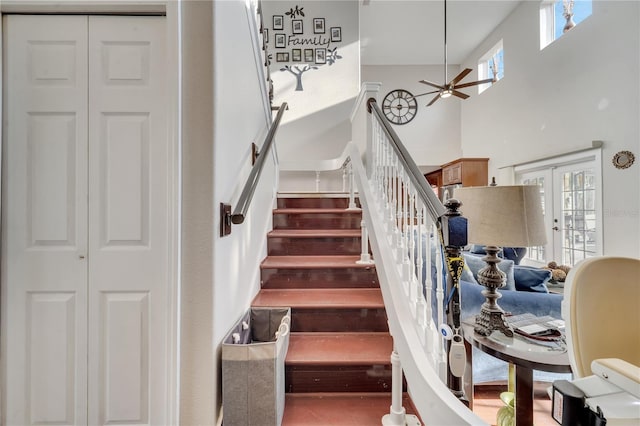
[454,185,547,248]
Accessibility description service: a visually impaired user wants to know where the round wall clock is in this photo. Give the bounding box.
[382,89,418,125]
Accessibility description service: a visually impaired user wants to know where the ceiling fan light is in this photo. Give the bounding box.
[441,89,452,99]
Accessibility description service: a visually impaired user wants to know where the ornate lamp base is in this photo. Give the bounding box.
[474,306,513,337]
[473,245,514,337]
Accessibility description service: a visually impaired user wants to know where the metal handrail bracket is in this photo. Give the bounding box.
[220,102,288,237]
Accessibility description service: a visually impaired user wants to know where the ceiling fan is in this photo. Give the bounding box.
[413,0,497,106]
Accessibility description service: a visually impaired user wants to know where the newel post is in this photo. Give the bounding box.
[362,82,381,178]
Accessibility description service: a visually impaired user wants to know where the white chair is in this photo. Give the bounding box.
[556,256,640,423]
[562,256,640,378]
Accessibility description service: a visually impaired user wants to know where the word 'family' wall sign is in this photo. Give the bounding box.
[268,5,343,91]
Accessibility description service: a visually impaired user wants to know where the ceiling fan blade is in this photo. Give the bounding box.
[409,89,441,99]
[419,79,446,91]
[451,90,470,100]
[449,68,472,86]
[426,93,442,107]
[454,78,496,89]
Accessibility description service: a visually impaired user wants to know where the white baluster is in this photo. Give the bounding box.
[382,344,421,426]
[393,159,403,262]
[356,219,374,265]
[398,174,411,294]
[377,134,384,202]
[416,205,426,317]
[372,121,380,196]
[424,219,435,353]
[384,146,393,235]
[346,162,359,211]
[370,122,380,198]
[407,187,417,309]
[315,171,320,192]
[342,165,348,193]
[434,223,448,380]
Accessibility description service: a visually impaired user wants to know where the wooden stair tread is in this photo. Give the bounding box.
[268,229,361,238]
[277,192,352,197]
[282,393,419,425]
[261,255,373,269]
[273,208,361,214]
[252,288,383,309]
[286,332,391,365]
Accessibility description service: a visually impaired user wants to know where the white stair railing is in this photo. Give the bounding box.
[347,140,484,425]
[278,83,486,425]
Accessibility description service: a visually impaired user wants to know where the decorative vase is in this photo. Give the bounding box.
[496,391,515,426]
[563,13,576,33]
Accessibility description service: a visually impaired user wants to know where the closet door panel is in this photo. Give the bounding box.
[2,15,89,425]
[87,16,168,426]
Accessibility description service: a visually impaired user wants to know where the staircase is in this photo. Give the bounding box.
[251,194,420,425]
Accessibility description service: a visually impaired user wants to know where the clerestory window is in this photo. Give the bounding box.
[478,40,503,94]
[540,0,592,49]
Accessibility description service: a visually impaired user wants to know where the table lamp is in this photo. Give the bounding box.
[454,185,547,337]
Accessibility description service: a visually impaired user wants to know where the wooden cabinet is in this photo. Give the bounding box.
[424,158,489,200]
[442,162,462,185]
[441,158,489,187]
[424,169,442,189]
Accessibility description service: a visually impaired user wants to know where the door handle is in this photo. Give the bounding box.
[552,226,559,231]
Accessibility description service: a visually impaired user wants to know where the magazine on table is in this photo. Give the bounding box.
[506,313,565,342]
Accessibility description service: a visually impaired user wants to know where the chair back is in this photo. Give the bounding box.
[563,256,640,378]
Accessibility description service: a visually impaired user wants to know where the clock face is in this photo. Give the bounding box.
[382,89,418,125]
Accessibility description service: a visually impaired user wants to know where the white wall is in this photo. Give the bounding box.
[212,0,276,421]
[180,2,216,424]
[263,1,360,163]
[361,65,462,167]
[459,0,640,257]
[181,0,275,423]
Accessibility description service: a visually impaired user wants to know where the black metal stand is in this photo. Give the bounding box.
[441,199,469,406]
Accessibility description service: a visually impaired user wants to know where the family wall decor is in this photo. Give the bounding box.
[269,5,344,91]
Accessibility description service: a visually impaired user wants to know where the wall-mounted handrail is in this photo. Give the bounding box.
[221,102,287,236]
[367,98,445,223]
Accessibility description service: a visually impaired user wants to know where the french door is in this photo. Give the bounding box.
[2,15,172,425]
[516,151,602,266]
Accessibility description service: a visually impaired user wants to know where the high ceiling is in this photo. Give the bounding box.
[360,0,522,65]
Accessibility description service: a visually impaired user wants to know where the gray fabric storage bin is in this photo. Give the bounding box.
[222,307,291,426]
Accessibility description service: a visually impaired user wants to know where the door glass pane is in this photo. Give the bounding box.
[559,168,597,265]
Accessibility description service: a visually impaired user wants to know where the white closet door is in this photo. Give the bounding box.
[3,14,169,426]
[86,16,168,426]
[2,15,89,425]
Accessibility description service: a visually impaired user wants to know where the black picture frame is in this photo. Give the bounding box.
[304,49,314,62]
[330,27,342,42]
[292,49,302,62]
[315,48,326,64]
[274,33,286,48]
[276,52,290,62]
[313,18,325,34]
[273,15,284,30]
[292,20,303,34]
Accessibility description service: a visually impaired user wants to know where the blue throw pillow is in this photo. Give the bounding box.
[513,265,552,293]
[469,245,527,265]
[502,247,527,265]
[463,253,516,291]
